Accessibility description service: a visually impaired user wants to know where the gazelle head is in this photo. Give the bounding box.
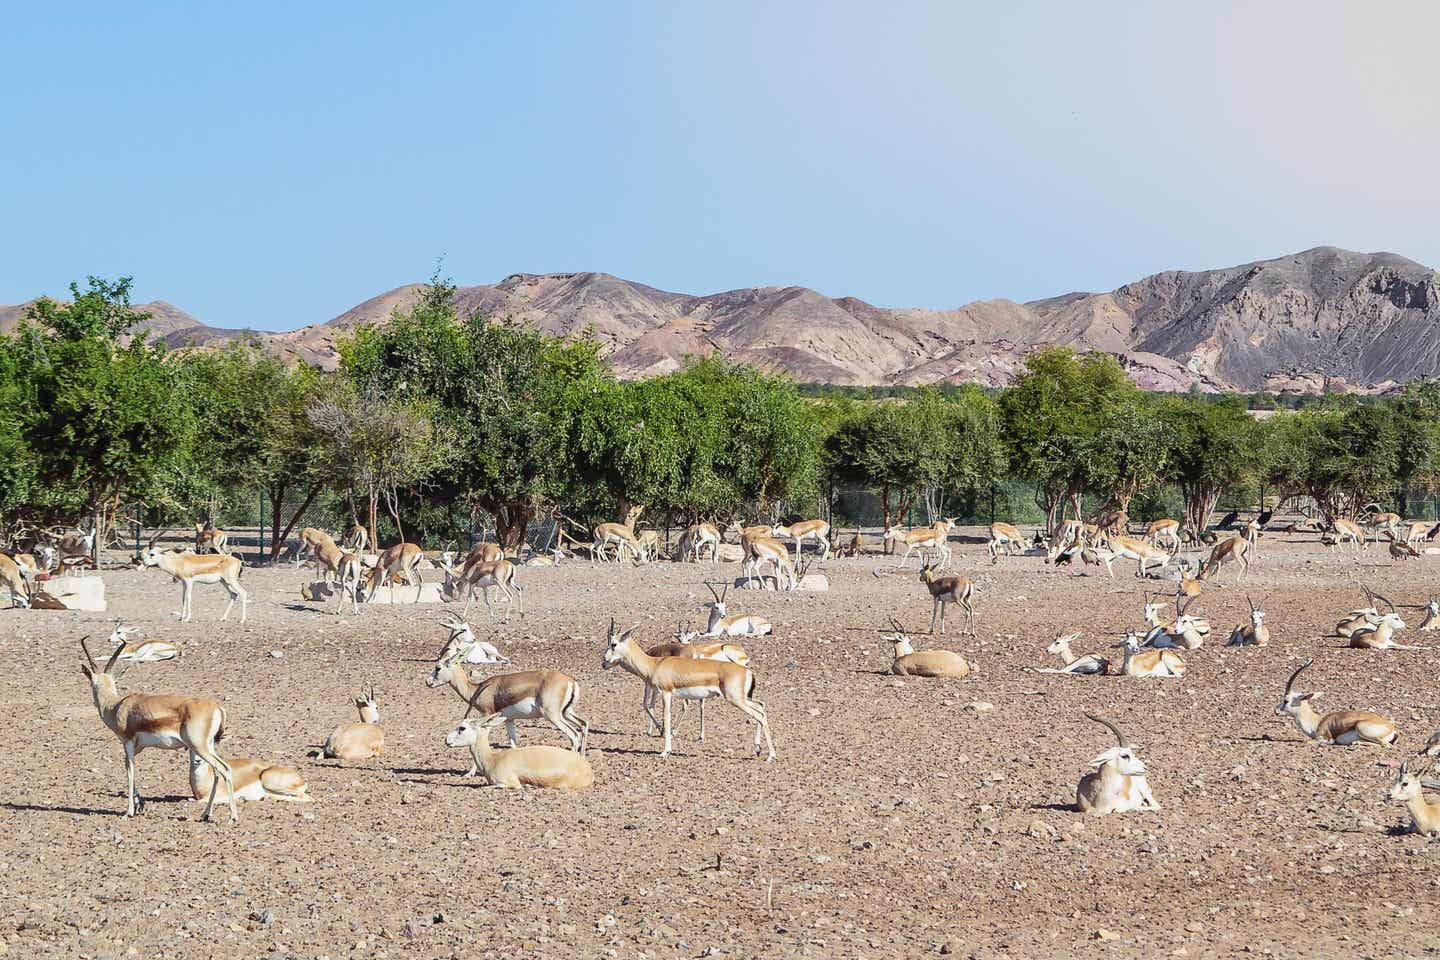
[1086,715,1146,776]
[885,617,916,656]
[1390,761,1431,803]
[1046,630,1080,656]
[1425,596,1440,620]
[1246,594,1267,628]
[355,684,379,723]
[674,620,698,643]
[1275,659,1317,717]
[601,618,639,671]
[1142,592,1167,625]
[1364,587,1405,629]
[445,712,507,748]
[705,581,729,615]
[438,614,476,654]
[79,636,130,699]
[1116,629,1141,653]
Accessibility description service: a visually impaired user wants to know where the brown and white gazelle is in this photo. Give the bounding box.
[1275,659,1400,747]
[0,554,31,608]
[679,522,722,563]
[1107,535,1173,578]
[105,624,182,663]
[193,522,229,555]
[427,657,588,756]
[188,751,311,804]
[1037,631,1110,675]
[1143,518,1182,551]
[703,582,773,636]
[1115,629,1186,677]
[440,556,523,621]
[638,622,753,740]
[1418,596,1440,632]
[80,637,238,823]
[919,561,974,635]
[363,542,425,603]
[1225,595,1270,647]
[1075,715,1159,815]
[884,619,971,677]
[601,619,775,761]
[1330,518,1366,551]
[884,524,949,569]
[1196,535,1250,583]
[444,713,594,790]
[1390,761,1440,836]
[741,533,796,591]
[987,522,1024,563]
[142,545,248,623]
[321,685,385,760]
[772,519,831,560]
[591,521,641,564]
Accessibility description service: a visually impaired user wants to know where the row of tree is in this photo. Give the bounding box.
[5,274,1438,556]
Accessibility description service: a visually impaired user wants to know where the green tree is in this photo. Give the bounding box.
[1159,397,1256,534]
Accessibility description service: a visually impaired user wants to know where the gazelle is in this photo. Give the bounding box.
[1364,510,1403,543]
[80,637,237,823]
[920,561,974,635]
[1107,535,1171,578]
[1334,587,1385,638]
[884,619,971,677]
[296,527,338,568]
[436,615,509,664]
[1390,762,1440,836]
[639,623,753,739]
[1275,659,1400,746]
[635,528,661,563]
[105,624,182,663]
[363,542,424,603]
[1348,610,1425,651]
[1330,518,1366,551]
[601,619,775,761]
[1037,631,1109,675]
[444,713,594,789]
[440,556,523,621]
[193,522,229,555]
[1418,596,1440,632]
[460,541,505,571]
[728,521,774,541]
[703,582,773,636]
[0,554,31,607]
[341,523,369,553]
[741,533,796,590]
[591,521,641,564]
[987,522,1024,562]
[189,751,311,804]
[426,657,588,755]
[1225,594,1270,647]
[884,524,949,569]
[1402,521,1431,547]
[1116,629,1186,677]
[142,545,248,623]
[679,522,722,563]
[1143,518,1182,551]
[322,685,385,760]
[1141,592,1209,650]
[1196,536,1249,583]
[1075,715,1159,815]
[772,519,831,560]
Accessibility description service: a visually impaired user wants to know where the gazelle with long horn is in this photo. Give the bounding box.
[637,621,753,740]
[105,624,182,663]
[1225,594,1271,647]
[141,540,248,624]
[1347,595,1424,650]
[427,658,588,758]
[80,636,238,823]
[1140,590,1209,650]
[884,618,971,677]
[1075,715,1159,815]
[883,524,950,569]
[703,582,773,636]
[1116,629,1186,678]
[1037,631,1110,675]
[1274,659,1400,746]
[920,561,974,635]
[1417,596,1440,632]
[601,619,775,761]
[1334,586,1384,639]
[436,615,509,664]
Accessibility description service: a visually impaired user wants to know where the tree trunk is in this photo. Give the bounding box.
[492,500,534,552]
[269,483,321,561]
[90,498,105,569]
[881,486,892,553]
[367,487,379,551]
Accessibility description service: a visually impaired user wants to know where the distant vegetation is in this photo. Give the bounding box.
[5,272,1440,554]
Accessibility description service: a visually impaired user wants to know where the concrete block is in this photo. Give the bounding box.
[32,574,107,612]
[301,580,446,605]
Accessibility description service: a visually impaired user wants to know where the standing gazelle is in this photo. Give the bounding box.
[740,533,796,590]
[80,637,237,823]
[772,519,831,560]
[364,542,425,603]
[919,561,974,635]
[601,619,775,761]
[986,522,1024,563]
[142,545,248,623]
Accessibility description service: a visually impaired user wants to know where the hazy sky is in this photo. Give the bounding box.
[4,2,1437,330]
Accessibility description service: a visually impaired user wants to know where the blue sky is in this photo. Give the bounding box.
[3,2,1437,331]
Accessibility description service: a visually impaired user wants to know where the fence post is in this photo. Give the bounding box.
[258,491,266,564]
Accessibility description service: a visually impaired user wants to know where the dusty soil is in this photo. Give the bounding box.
[4,530,1440,959]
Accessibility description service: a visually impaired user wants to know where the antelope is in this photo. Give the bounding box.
[341,524,369,553]
[1390,761,1440,836]
[1037,630,1109,675]
[1196,536,1249,582]
[1348,610,1425,651]
[1275,659,1399,746]
[1143,518,1182,551]
[105,624,182,663]
[437,615,509,664]
[1402,520,1431,547]
[461,542,505,570]
[142,545,247,623]
[728,521,774,541]
[1418,596,1440,632]
[444,713,594,789]
[773,519,832,560]
[295,527,338,568]
[80,636,237,823]
[703,582,773,636]
[1364,510,1403,543]
[321,685,385,760]
[1226,594,1270,647]
[884,619,971,677]
[679,522,722,563]
[884,524,949,569]
[193,522,229,555]
[1106,535,1172,578]
[363,542,424,603]
[1141,591,1209,650]
[601,619,775,761]
[188,751,311,804]
[56,527,96,569]
[987,522,1024,562]
[1335,587,1385,638]
[1115,629,1186,677]
[426,657,588,755]
[592,521,641,564]
[1075,715,1159,815]
[920,561,974,635]
[635,529,661,563]
[639,622,753,739]
[1331,518,1366,551]
[0,554,31,607]
[440,556,523,621]
[741,533,796,590]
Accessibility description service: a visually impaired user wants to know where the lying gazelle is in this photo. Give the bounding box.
[427,655,588,756]
[321,684,385,760]
[445,712,594,790]
[884,523,950,569]
[1140,591,1209,650]
[142,543,248,623]
[80,636,237,823]
[0,554,31,608]
[883,618,971,677]
[703,582,773,636]
[1275,659,1399,747]
[1116,629,1186,678]
[440,555,523,621]
[1389,761,1440,836]
[920,561,974,635]
[1075,715,1159,815]
[364,542,425,603]
[986,522,1024,563]
[1347,607,1425,651]
[189,751,311,804]
[1037,630,1109,675]
[741,533,796,591]
[437,615,509,664]
[601,619,775,761]
[772,519,831,560]
[105,624,182,663]
[1225,594,1270,647]
[1334,586,1384,639]
[193,521,230,556]
[1196,535,1249,583]
[638,622,752,740]
[1143,518,1182,551]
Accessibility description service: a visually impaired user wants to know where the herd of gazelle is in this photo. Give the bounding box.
[60,508,1440,833]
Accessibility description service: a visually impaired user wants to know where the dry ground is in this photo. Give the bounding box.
[3,530,1440,959]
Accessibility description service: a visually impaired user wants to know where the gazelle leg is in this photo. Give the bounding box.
[505,720,519,748]
[737,698,775,761]
[661,692,674,758]
[465,743,481,777]
[563,706,590,752]
[698,699,706,741]
[123,741,139,816]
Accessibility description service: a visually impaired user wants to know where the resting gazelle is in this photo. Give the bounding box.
[1116,629,1186,677]
[1075,715,1159,815]
[1037,631,1110,675]
[883,618,971,677]
[1275,659,1399,747]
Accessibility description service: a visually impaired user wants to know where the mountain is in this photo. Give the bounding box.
[5,246,1437,393]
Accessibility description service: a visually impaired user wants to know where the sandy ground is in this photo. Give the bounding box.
[4,529,1440,959]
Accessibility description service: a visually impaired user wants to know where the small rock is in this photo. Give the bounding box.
[269,650,284,659]
[252,910,274,926]
[1095,928,1120,941]
[966,702,994,713]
